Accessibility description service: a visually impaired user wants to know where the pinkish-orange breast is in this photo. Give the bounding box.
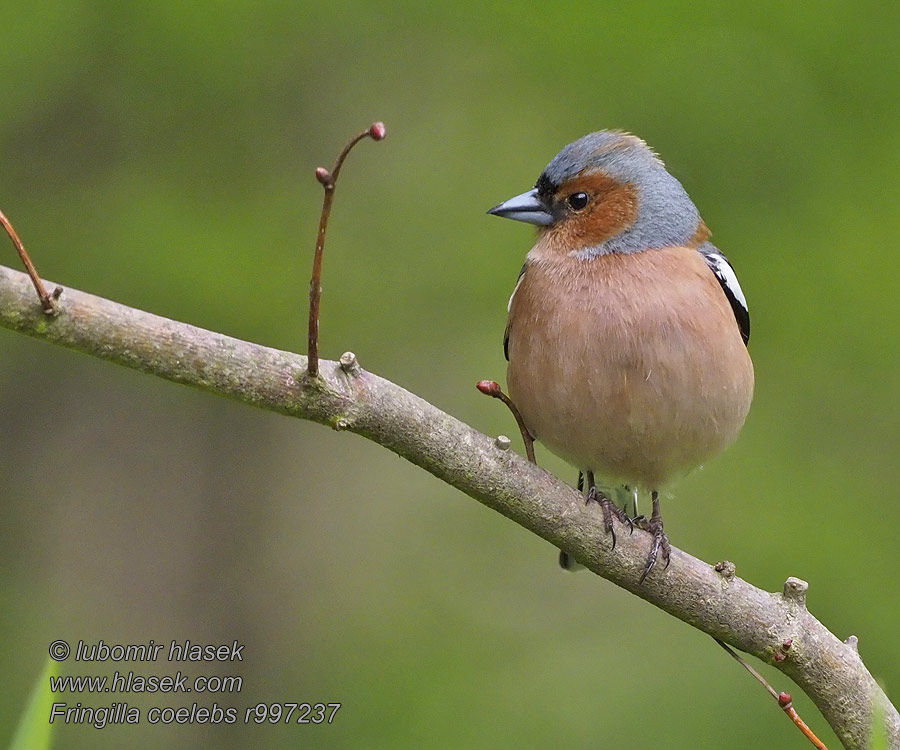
[505,245,754,489]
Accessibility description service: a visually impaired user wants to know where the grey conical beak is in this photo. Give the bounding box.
[487,188,554,226]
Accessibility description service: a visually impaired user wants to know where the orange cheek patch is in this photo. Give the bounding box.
[547,173,639,253]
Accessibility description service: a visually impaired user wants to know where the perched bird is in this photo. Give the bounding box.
[489,131,754,581]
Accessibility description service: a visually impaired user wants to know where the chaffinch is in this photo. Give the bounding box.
[489,130,754,581]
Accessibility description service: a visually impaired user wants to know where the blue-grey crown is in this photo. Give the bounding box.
[540,131,702,256]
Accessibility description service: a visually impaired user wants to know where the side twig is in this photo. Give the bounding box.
[307,121,386,377]
[476,379,536,463]
[0,208,61,315]
[716,638,829,749]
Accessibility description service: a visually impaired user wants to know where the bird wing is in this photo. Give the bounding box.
[504,263,527,361]
[698,243,750,345]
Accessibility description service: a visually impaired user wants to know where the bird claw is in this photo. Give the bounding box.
[631,514,649,531]
[639,510,671,584]
[586,485,634,549]
[582,483,672,582]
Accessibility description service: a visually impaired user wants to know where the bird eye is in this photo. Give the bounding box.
[567,192,589,211]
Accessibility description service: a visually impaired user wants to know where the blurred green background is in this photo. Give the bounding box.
[2,1,898,747]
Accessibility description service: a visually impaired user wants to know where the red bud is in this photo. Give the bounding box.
[368,121,387,141]
[476,380,501,397]
[778,692,792,707]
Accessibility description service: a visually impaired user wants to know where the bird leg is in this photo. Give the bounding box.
[639,491,671,583]
[584,471,633,550]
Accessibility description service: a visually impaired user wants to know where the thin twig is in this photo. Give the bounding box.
[307,121,386,377]
[476,380,536,463]
[715,638,829,749]
[0,208,61,315]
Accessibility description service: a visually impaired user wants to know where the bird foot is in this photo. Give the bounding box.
[639,505,671,584]
[631,514,649,530]
[586,486,633,549]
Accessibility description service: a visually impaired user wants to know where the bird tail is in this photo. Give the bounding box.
[558,549,584,571]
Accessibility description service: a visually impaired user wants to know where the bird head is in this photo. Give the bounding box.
[489,130,704,257]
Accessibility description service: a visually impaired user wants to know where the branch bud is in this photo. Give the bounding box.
[782,577,809,608]
[339,351,361,376]
[315,167,333,187]
[476,380,502,397]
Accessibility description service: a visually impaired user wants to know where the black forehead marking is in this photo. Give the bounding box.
[534,172,558,199]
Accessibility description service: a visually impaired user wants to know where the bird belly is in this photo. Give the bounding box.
[505,247,754,489]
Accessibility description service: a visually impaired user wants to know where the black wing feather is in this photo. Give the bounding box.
[698,243,750,345]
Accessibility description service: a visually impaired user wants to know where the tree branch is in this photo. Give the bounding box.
[0,262,896,749]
